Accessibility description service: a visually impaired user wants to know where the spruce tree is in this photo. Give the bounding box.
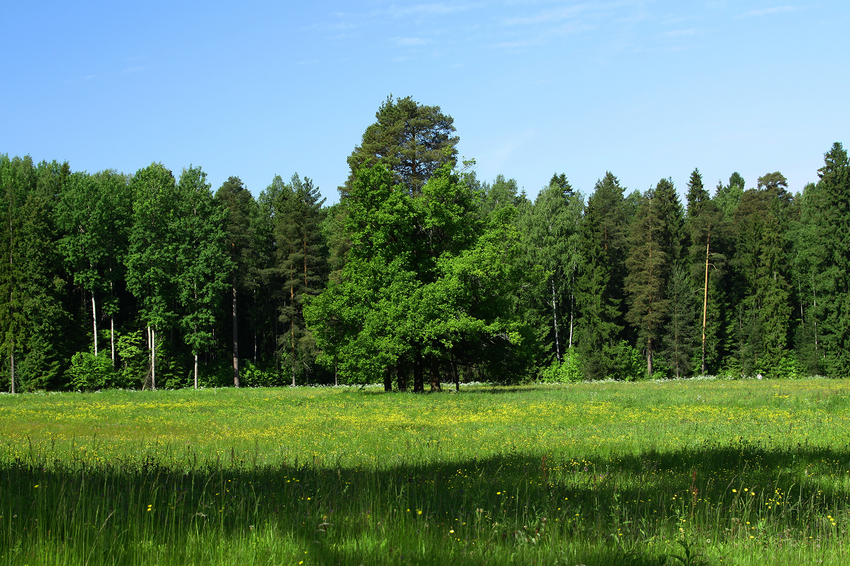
[624,187,669,378]
[215,177,258,387]
[685,168,724,374]
[574,172,628,379]
[274,174,326,385]
[728,174,794,376]
[808,143,850,375]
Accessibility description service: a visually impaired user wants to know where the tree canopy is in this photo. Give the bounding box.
[344,95,459,196]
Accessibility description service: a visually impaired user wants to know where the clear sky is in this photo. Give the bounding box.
[3,1,847,205]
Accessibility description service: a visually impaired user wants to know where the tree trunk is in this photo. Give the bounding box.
[429,357,441,392]
[194,353,198,390]
[701,237,710,375]
[148,325,157,391]
[290,282,296,387]
[384,365,393,391]
[109,275,115,365]
[551,279,560,362]
[413,354,424,393]
[152,327,156,391]
[91,291,98,356]
[568,294,575,349]
[10,339,14,395]
[396,359,408,392]
[646,336,653,378]
[232,282,240,387]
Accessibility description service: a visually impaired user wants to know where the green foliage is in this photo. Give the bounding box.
[728,176,794,375]
[238,361,286,387]
[270,174,327,385]
[625,185,670,377]
[521,177,583,363]
[115,329,149,386]
[65,351,118,391]
[574,172,628,380]
[805,143,850,376]
[345,95,459,195]
[308,163,539,388]
[539,348,582,383]
[175,166,232,362]
[605,340,645,381]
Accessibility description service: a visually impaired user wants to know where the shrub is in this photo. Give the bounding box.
[539,349,583,383]
[66,352,118,391]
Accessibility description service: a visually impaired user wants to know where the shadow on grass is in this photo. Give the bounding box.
[2,440,849,565]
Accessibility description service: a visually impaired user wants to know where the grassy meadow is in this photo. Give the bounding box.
[2,379,850,565]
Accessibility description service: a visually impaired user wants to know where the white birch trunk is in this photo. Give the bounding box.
[91,291,98,356]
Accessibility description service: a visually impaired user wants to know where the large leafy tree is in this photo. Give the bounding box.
[306,163,536,390]
[126,163,181,389]
[344,95,459,196]
[521,176,583,363]
[174,166,232,388]
[57,170,131,363]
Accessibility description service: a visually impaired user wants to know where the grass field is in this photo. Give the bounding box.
[2,378,850,565]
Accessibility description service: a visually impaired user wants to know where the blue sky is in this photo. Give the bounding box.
[3,1,847,205]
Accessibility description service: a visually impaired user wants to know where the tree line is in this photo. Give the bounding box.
[2,96,848,391]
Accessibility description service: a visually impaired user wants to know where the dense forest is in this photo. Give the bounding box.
[2,96,848,392]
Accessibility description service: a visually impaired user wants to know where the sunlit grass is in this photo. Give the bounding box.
[2,379,849,565]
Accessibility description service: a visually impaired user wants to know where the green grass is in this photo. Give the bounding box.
[2,379,850,565]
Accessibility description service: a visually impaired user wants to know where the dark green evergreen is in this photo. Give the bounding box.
[215,177,258,387]
[344,95,459,196]
[685,168,724,374]
[574,173,629,380]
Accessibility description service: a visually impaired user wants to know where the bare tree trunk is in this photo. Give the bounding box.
[551,279,560,362]
[110,316,115,366]
[232,282,240,388]
[194,353,198,390]
[647,336,653,378]
[8,256,13,394]
[568,294,575,349]
[701,238,710,375]
[147,325,157,391]
[290,282,296,387]
[152,327,156,391]
[91,291,98,356]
